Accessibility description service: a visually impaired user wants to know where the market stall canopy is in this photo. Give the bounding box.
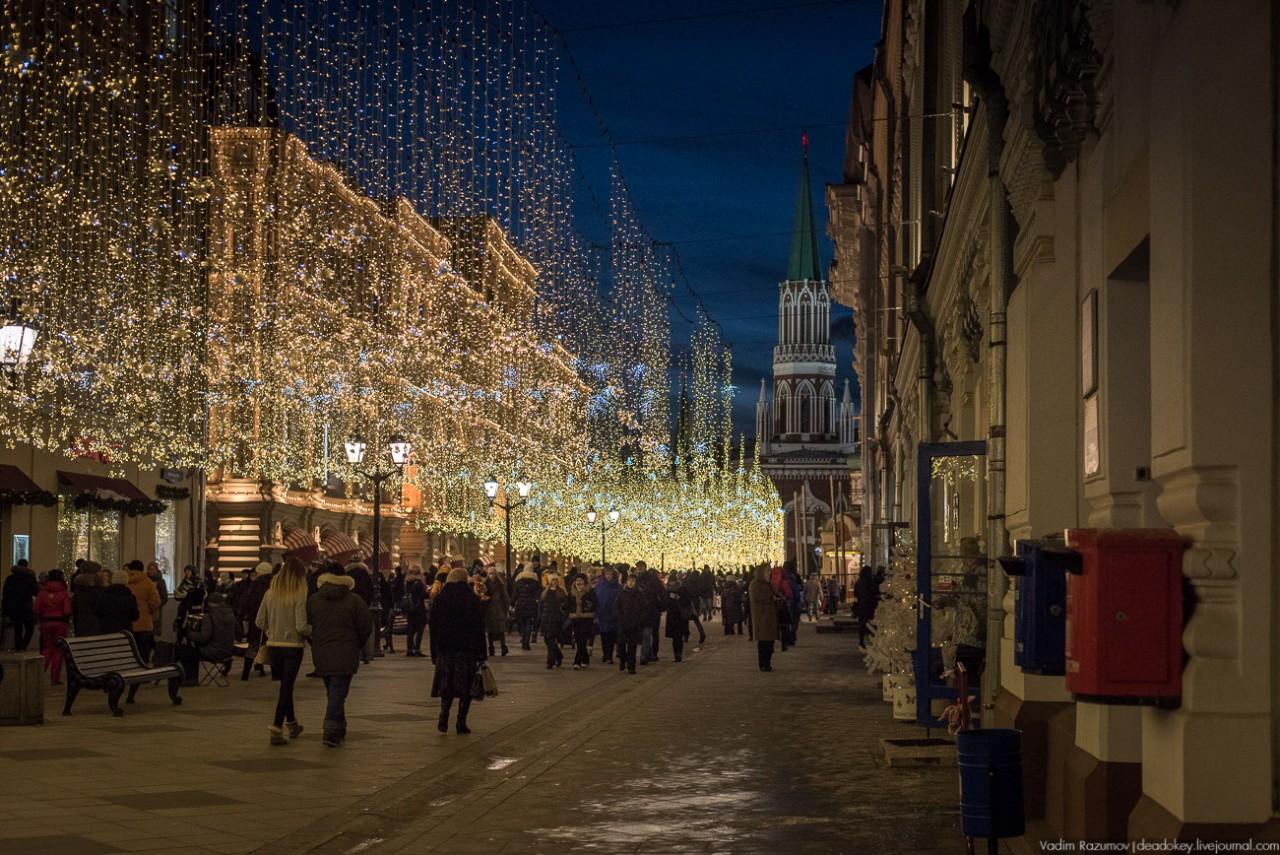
[357,533,392,570]
[320,529,359,564]
[283,525,320,563]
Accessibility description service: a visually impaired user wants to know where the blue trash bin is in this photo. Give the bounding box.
[957,728,1025,839]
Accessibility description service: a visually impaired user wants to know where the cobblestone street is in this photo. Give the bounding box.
[0,621,967,854]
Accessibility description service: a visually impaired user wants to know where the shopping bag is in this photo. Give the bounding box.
[480,663,498,697]
[470,666,486,701]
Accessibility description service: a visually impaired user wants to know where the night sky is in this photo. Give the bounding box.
[533,0,882,434]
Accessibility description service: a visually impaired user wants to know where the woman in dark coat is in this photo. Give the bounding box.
[71,566,104,637]
[484,566,510,657]
[429,567,487,734]
[748,565,780,672]
[538,574,568,669]
[1,562,38,651]
[664,575,690,662]
[720,578,744,635]
[510,565,540,650]
[566,575,597,669]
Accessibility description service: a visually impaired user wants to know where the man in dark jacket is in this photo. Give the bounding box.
[307,563,373,747]
[511,565,541,650]
[98,568,140,634]
[1,561,39,651]
[344,560,377,663]
[592,568,622,664]
[614,571,648,675]
[635,563,663,664]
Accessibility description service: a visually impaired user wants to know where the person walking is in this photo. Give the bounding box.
[664,574,690,662]
[484,564,510,657]
[566,574,597,669]
[804,573,823,622]
[97,568,139,634]
[256,558,311,745]
[511,563,540,651]
[33,569,72,684]
[2,561,38,651]
[307,562,373,747]
[538,574,568,669]
[614,570,646,675]
[344,560,377,664]
[720,576,744,635]
[636,564,662,665]
[429,567,487,734]
[239,562,274,680]
[70,564,104,638]
[592,567,621,664]
[125,559,161,664]
[402,566,429,658]
[852,566,879,649]
[748,564,780,672]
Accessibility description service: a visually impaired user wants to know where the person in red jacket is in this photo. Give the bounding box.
[34,569,72,684]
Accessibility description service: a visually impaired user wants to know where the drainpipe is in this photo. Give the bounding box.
[905,260,938,449]
[963,6,1014,712]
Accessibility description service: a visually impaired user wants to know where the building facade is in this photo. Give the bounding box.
[829,0,1279,842]
[758,150,861,578]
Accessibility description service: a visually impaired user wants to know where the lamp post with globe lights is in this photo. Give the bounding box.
[345,433,412,657]
[586,507,620,567]
[484,475,532,583]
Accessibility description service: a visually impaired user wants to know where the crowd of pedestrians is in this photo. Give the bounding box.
[1,551,879,747]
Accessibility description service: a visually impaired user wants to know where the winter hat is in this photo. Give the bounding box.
[111,568,129,585]
[445,567,468,584]
[207,592,227,606]
[324,561,346,576]
[254,561,273,575]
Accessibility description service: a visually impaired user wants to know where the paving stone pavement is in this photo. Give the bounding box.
[0,620,974,854]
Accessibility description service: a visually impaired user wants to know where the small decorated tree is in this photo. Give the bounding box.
[864,540,917,679]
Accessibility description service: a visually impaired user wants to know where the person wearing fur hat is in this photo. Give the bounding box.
[511,563,540,651]
[343,560,377,664]
[428,567,486,734]
[97,568,139,634]
[566,574,597,669]
[538,574,568,669]
[307,562,373,747]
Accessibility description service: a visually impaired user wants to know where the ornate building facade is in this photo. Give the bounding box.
[829,0,1279,842]
[757,148,860,578]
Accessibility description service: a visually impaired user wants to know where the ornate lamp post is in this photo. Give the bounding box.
[0,299,38,385]
[345,433,411,657]
[484,475,532,581]
[585,507,620,566]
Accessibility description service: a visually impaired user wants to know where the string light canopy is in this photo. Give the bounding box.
[0,0,786,567]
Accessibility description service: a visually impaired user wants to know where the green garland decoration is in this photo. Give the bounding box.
[73,490,168,517]
[0,488,57,508]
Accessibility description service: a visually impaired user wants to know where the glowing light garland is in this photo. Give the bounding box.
[0,0,784,567]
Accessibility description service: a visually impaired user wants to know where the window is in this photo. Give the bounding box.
[57,494,122,571]
[155,501,177,586]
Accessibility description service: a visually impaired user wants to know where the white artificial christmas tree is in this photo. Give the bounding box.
[864,540,918,679]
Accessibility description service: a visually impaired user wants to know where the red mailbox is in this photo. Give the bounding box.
[1063,528,1186,705]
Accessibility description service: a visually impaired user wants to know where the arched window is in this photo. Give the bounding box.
[776,381,791,434]
[798,382,813,434]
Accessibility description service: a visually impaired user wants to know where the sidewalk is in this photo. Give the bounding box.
[0,621,969,854]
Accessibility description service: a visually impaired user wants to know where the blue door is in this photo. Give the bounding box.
[915,441,987,727]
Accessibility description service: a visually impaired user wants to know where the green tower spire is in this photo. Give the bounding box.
[787,137,824,283]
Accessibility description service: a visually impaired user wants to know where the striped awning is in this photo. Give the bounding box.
[358,533,392,570]
[320,529,358,564]
[282,525,320,563]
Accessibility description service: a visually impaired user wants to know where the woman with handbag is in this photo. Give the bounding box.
[566,575,597,669]
[428,567,487,734]
[256,557,311,746]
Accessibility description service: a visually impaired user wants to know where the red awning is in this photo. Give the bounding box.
[358,535,392,570]
[282,526,320,563]
[57,470,152,502]
[0,464,42,496]
[320,529,359,564]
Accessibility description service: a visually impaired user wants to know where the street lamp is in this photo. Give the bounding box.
[484,475,533,583]
[345,433,411,657]
[585,507,620,566]
[0,299,38,384]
